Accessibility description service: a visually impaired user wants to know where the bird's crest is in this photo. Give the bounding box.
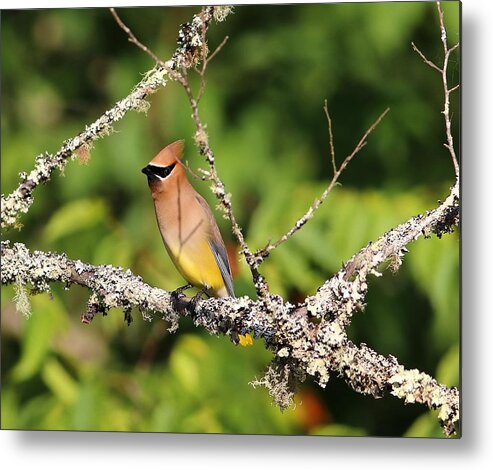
[150,140,184,166]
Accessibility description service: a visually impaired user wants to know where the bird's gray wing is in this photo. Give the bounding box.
[208,238,235,298]
[195,195,236,298]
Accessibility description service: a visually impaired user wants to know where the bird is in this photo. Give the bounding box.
[141,140,252,346]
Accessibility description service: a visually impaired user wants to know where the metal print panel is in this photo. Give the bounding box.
[1,1,460,437]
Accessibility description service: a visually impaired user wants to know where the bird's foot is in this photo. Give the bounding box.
[188,286,208,315]
[171,284,192,312]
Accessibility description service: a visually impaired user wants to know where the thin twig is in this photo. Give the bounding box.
[324,100,337,176]
[412,4,460,179]
[448,42,460,54]
[110,8,164,66]
[177,159,204,181]
[207,35,230,65]
[256,107,390,259]
[411,41,442,73]
[196,35,230,103]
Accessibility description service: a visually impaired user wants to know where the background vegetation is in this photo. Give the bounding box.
[1,2,459,437]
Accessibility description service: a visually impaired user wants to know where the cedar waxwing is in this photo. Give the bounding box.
[142,140,252,346]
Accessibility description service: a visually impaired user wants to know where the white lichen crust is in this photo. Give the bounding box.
[213,6,234,22]
[389,368,460,436]
[1,241,179,331]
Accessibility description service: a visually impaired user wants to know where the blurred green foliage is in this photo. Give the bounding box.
[1,2,459,437]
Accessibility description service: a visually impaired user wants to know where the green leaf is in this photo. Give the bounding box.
[311,423,367,436]
[436,343,459,387]
[404,411,451,438]
[0,389,19,429]
[44,198,108,243]
[168,335,210,395]
[407,232,459,348]
[11,294,67,382]
[41,358,78,405]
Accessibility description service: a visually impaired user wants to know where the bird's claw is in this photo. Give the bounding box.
[187,286,208,315]
[171,284,192,313]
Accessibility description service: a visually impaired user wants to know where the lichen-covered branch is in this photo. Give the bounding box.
[306,180,459,327]
[1,6,230,231]
[0,241,179,329]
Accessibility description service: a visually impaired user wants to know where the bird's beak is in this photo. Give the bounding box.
[141,165,160,183]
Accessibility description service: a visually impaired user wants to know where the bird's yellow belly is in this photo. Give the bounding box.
[166,240,225,293]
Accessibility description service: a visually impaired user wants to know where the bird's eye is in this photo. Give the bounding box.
[141,163,176,180]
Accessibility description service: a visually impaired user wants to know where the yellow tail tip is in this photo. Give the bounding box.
[238,333,254,347]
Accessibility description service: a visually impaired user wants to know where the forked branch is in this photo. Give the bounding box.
[255,106,390,260]
[412,1,460,177]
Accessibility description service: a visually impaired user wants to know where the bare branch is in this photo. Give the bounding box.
[110,8,164,67]
[411,4,459,178]
[437,1,450,51]
[256,107,389,259]
[436,1,460,178]
[207,35,230,66]
[197,35,230,103]
[448,84,460,94]
[448,42,459,55]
